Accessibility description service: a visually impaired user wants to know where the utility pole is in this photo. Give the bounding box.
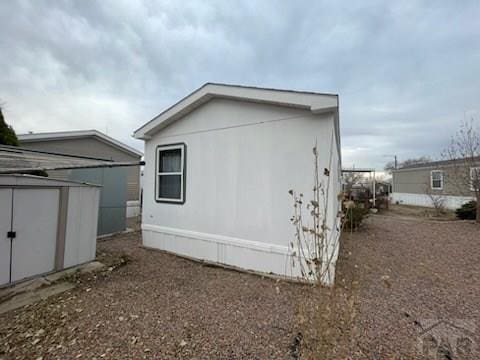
[383,154,398,170]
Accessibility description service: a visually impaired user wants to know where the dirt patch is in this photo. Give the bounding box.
[0,231,312,359]
[385,204,456,221]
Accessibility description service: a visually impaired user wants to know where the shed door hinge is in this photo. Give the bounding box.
[7,231,16,239]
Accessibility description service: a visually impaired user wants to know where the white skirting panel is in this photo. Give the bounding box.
[141,224,307,279]
[392,192,474,210]
[126,200,141,218]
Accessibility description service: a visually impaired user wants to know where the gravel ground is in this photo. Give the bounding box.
[298,213,480,359]
[0,232,310,359]
[2,213,479,359]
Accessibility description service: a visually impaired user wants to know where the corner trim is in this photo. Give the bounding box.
[55,187,69,271]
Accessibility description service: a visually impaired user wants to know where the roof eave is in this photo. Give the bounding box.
[19,130,143,158]
[133,83,338,140]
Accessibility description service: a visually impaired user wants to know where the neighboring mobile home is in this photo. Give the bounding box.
[18,130,143,235]
[392,158,480,209]
[134,83,342,284]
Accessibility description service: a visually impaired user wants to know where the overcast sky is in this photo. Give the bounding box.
[1,0,479,171]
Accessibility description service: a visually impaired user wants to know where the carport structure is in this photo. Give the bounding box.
[341,167,377,206]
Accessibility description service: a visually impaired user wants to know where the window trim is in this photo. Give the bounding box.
[155,143,186,204]
[470,167,480,192]
[430,170,443,190]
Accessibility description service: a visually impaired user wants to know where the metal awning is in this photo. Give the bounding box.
[0,145,144,174]
[341,167,375,173]
[342,167,378,206]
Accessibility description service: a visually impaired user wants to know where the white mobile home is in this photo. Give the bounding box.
[134,83,342,284]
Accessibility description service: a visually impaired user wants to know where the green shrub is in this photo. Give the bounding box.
[344,205,368,230]
[455,201,477,220]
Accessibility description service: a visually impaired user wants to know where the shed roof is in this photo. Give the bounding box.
[134,83,339,139]
[18,129,143,157]
[0,174,101,187]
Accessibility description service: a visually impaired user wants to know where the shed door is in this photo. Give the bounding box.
[0,189,13,286]
[10,189,59,283]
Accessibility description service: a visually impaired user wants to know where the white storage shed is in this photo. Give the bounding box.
[0,175,100,286]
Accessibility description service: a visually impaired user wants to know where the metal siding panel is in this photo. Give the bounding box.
[97,168,126,235]
[68,168,127,235]
[11,189,59,282]
[98,206,126,235]
[63,187,99,268]
[101,167,127,207]
[54,187,69,270]
[0,189,12,286]
[68,168,103,185]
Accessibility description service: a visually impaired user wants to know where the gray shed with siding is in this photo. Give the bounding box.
[0,175,100,287]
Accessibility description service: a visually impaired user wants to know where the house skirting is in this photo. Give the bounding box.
[126,200,141,218]
[391,192,474,210]
[141,224,310,280]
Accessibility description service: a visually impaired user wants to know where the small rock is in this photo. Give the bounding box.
[118,316,125,321]
[381,275,392,288]
[32,338,41,345]
[180,340,187,347]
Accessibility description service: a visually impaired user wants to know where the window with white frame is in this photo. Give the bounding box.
[156,144,185,203]
[431,170,443,190]
[470,167,480,191]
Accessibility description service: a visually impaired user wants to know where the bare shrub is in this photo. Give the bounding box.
[288,142,341,286]
[425,185,447,216]
[442,119,480,223]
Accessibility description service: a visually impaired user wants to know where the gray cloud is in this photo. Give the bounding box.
[1,0,479,170]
